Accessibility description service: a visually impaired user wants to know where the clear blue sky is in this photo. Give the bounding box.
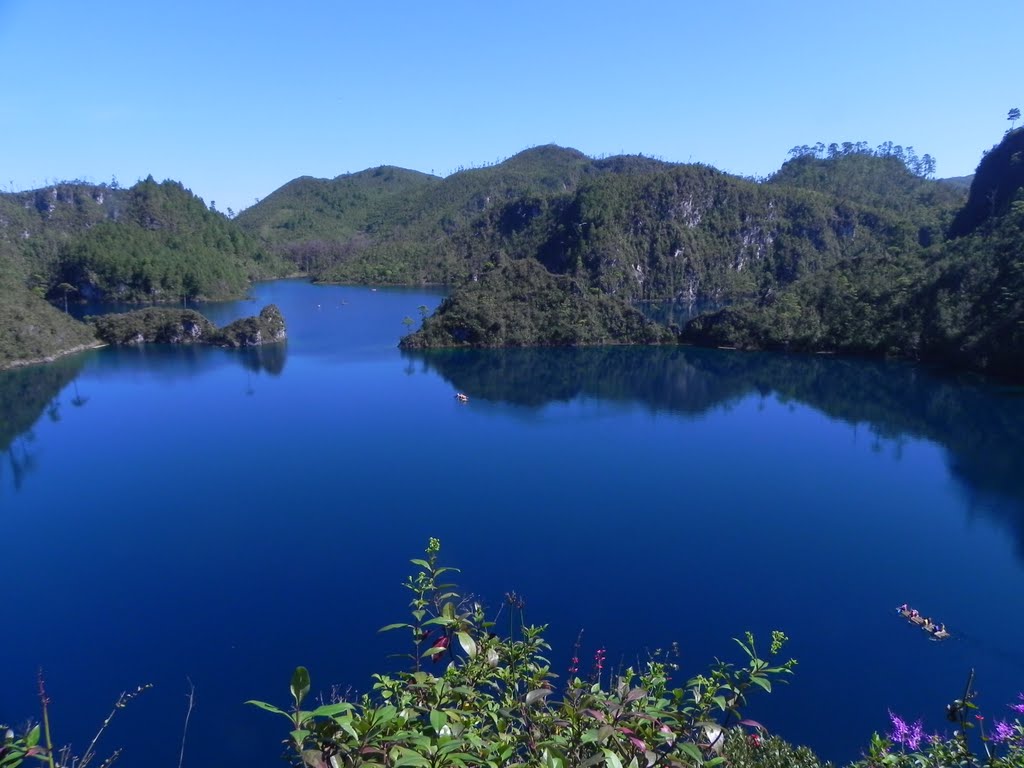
[1,0,1020,214]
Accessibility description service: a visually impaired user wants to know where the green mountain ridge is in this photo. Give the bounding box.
[682,130,1024,378]
[4,133,1021,379]
[236,144,681,284]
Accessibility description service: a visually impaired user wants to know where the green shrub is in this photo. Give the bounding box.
[250,539,796,767]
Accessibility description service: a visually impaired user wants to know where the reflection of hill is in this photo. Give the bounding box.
[407,346,1024,554]
[1,343,287,494]
[0,356,85,492]
[0,357,84,453]
[90,342,288,378]
[237,343,287,375]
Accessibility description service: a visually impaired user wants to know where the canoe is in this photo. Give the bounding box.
[898,608,950,639]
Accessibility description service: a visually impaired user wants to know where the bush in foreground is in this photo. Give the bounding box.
[249,538,796,767]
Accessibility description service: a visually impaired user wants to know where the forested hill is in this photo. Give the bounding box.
[236,145,679,283]
[0,177,289,366]
[392,145,969,353]
[245,140,1024,374]
[50,177,286,303]
[243,143,964,307]
[0,182,122,366]
[950,128,1024,237]
[235,166,440,249]
[683,129,1024,379]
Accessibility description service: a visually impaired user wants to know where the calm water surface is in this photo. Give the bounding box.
[3,279,1024,765]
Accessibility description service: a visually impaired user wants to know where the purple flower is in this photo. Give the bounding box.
[906,719,924,750]
[992,719,1015,743]
[889,710,909,744]
[1010,693,1024,715]
[888,710,924,750]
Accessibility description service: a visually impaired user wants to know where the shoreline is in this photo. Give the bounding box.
[0,341,107,372]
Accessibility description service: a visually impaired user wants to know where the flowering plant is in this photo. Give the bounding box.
[249,539,796,767]
[855,673,1024,768]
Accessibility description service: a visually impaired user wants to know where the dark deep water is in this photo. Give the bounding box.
[3,279,1024,766]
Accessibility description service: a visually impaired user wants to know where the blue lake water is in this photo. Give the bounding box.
[3,278,1024,765]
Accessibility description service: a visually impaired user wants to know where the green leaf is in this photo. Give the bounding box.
[336,718,359,740]
[601,748,623,768]
[525,688,553,706]
[289,728,310,745]
[392,747,432,767]
[25,725,40,748]
[457,631,477,657]
[750,676,772,693]
[678,742,703,763]
[430,709,448,735]
[246,700,290,718]
[410,558,431,568]
[300,749,325,767]
[309,702,354,718]
[733,637,754,658]
[290,667,311,709]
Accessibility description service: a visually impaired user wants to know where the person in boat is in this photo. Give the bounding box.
[899,603,909,613]
[910,609,919,618]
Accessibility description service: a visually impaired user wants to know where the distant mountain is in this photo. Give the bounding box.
[235,165,439,246]
[938,174,974,191]
[238,145,677,283]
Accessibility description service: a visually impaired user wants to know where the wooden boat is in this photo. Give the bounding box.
[897,607,950,639]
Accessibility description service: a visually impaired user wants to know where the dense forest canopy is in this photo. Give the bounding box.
[2,127,1022,379]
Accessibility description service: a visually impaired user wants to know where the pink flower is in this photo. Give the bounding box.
[430,635,450,663]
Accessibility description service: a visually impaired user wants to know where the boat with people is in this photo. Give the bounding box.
[455,392,469,403]
[897,604,950,639]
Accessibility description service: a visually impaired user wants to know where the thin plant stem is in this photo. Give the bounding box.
[178,678,195,768]
[37,670,56,768]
